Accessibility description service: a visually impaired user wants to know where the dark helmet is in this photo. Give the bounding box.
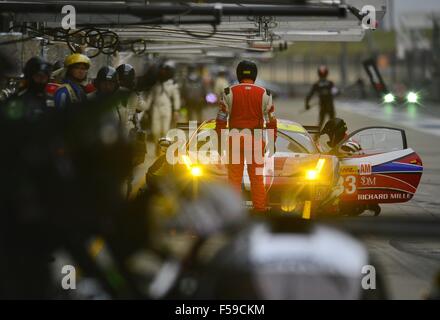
[23,57,52,80]
[116,64,135,87]
[236,60,257,82]
[318,65,329,78]
[160,60,176,70]
[320,118,348,148]
[158,60,176,82]
[96,66,119,83]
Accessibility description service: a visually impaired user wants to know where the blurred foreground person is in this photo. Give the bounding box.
[305,65,339,129]
[140,177,387,299]
[168,215,386,299]
[0,76,143,298]
[1,56,52,121]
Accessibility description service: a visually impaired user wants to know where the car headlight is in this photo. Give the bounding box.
[306,169,319,181]
[384,93,395,104]
[190,166,203,177]
[406,91,419,104]
[305,158,326,181]
[181,155,203,177]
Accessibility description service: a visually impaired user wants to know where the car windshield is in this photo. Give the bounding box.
[187,128,316,155]
[279,130,317,153]
[276,132,310,154]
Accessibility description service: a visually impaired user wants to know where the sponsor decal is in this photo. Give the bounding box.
[357,193,412,201]
[360,176,376,186]
[340,165,358,175]
[390,193,412,200]
[358,193,388,200]
[359,163,372,175]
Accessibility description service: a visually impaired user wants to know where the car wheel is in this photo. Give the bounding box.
[368,204,381,217]
[339,203,365,217]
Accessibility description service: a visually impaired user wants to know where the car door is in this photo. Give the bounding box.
[337,127,423,204]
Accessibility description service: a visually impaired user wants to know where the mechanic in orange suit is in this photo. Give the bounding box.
[215,60,277,212]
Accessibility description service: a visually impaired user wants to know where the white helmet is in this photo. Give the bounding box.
[341,140,362,154]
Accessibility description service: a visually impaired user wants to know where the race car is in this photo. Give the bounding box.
[149,119,423,218]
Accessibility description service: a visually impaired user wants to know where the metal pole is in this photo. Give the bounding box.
[0,2,347,18]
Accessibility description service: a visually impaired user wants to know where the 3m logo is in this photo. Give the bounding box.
[359,163,372,175]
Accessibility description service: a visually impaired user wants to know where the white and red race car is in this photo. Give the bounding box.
[152,119,423,218]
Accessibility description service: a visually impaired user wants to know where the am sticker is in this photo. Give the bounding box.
[359,163,372,175]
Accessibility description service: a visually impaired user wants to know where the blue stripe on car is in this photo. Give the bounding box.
[373,162,423,173]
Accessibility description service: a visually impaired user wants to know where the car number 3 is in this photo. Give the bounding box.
[344,175,357,194]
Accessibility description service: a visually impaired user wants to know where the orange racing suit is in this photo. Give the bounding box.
[215,79,277,211]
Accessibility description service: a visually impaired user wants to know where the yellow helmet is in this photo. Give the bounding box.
[64,53,91,68]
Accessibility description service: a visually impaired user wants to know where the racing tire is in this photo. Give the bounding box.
[339,203,365,217]
[369,204,381,217]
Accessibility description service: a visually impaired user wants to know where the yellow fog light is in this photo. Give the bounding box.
[306,170,318,181]
[190,166,203,177]
[305,158,326,181]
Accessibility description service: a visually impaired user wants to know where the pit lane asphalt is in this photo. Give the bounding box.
[137,98,440,299]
